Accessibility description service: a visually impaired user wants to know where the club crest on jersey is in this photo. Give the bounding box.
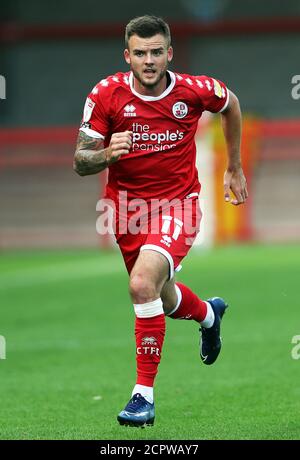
[124,104,137,117]
[172,101,188,119]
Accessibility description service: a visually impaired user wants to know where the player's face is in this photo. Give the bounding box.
[124,34,173,95]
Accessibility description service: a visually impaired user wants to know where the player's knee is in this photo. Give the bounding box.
[129,273,158,303]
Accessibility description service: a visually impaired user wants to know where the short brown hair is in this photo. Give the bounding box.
[125,15,171,48]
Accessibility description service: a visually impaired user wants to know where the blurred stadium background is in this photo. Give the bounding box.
[1,0,300,248]
[0,0,300,440]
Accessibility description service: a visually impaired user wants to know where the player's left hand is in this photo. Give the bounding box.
[224,167,248,206]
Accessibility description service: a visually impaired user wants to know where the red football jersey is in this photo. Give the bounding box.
[79,71,229,202]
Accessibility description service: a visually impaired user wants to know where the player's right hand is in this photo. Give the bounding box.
[106,131,132,164]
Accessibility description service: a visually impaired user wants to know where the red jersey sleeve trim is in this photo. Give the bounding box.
[218,88,230,113]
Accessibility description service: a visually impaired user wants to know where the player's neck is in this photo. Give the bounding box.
[133,72,170,97]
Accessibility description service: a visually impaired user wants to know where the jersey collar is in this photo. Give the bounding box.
[129,70,176,101]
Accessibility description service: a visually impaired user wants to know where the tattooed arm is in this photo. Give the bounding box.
[73,130,132,176]
[73,132,106,176]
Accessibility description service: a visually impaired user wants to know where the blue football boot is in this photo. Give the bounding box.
[117,393,155,427]
[200,297,228,365]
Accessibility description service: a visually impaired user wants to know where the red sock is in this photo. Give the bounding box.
[135,314,165,387]
[169,282,207,323]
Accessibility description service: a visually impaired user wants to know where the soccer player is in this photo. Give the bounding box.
[74,15,247,427]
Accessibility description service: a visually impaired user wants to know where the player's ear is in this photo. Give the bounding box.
[167,46,173,63]
[124,49,131,65]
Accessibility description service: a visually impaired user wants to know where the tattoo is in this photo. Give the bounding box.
[73,131,108,176]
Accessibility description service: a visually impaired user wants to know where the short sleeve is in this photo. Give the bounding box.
[194,75,229,113]
[79,82,111,139]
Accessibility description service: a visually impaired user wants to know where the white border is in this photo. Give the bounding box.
[218,89,230,113]
[79,127,105,139]
[129,71,176,101]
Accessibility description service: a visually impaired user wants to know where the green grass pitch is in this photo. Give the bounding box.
[0,244,299,440]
